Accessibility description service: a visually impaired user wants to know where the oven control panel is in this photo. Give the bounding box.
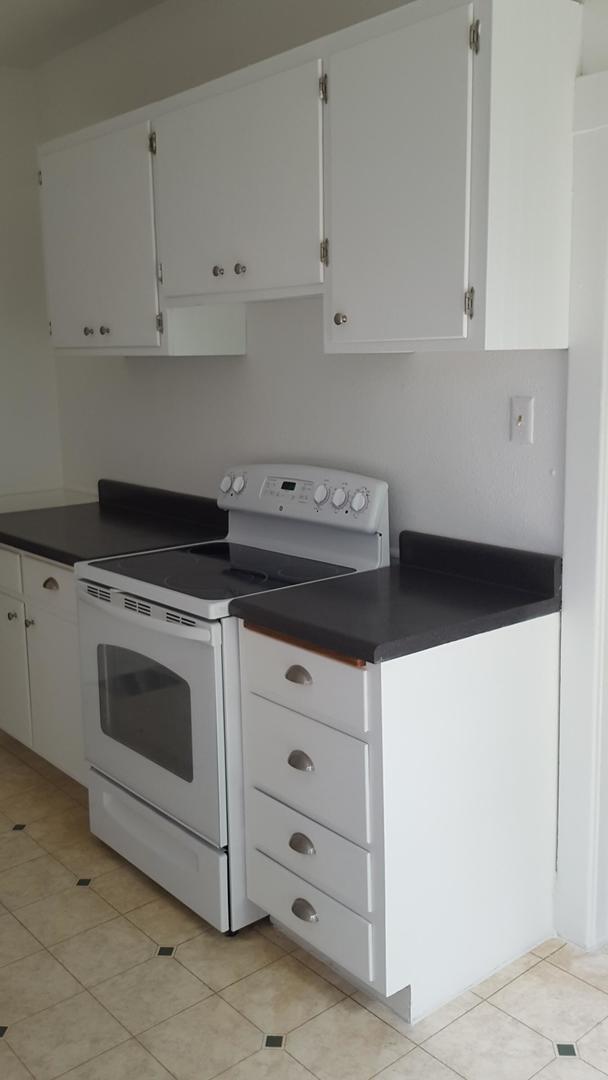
[217,463,388,533]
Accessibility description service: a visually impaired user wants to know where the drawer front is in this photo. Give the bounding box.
[22,556,76,619]
[241,626,369,736]
[244,695,370,845]
[248,849,373,984]
[248,788,372,916]
[0,548,21,594]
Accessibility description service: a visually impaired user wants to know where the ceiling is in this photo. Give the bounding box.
[0,0,169,68]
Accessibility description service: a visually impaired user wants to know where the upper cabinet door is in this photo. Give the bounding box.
[40,121,160,350]
[324,4,473,351]
[154,60,324,299]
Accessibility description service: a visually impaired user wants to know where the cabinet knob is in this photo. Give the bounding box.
[43,577,59,591]
[6,611,18,622]
[287,749,315,773]
[289,832,316,856]
[333,312,348,326]
[285,664,312,686]
[24,618,35,628]
[212,265,225,277]
[291,897,319,924]
[83,326,95,336]
[234,262,247,276]
[99,326,111,336]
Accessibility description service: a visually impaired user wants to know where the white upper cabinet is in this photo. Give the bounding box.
[153,60,324,300]
[40,121,161,351]
[324,0,581,352]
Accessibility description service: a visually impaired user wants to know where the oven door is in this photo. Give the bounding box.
[78,582,227,847]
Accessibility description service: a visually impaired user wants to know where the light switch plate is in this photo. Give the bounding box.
[510,396,535,445]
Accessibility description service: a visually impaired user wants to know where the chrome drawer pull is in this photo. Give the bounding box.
[43,577,59,591]
[289,832,316,856]
[285,664,312,686]
[291,897,319,923]
[288,749,314,773]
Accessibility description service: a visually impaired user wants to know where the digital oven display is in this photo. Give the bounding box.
[280,481,297,491]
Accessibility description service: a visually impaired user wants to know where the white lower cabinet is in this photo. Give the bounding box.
[0,594,32,746]
[26,605,86,784]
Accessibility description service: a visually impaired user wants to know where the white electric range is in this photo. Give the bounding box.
[75,464,389,933]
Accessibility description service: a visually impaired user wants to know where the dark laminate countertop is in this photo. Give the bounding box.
[0,480,228,566]
[230,531,562,663]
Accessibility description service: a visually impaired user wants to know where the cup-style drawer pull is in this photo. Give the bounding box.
[291,897,319,923]
[285,664,312,686]
[287,749,315,773]
[289,832,316,856]
[43,577,59,591]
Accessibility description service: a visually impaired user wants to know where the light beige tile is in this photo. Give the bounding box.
[126,895,204,945]
[16,882,115,945]
[0,1040,32,1080]
[7,990,128,1080]
[256,918,297,953]
[550,941,608,994]
[0,910,42,967]
[579,1015,608,1072]
[291,946,357,994]
[176,924,283,990]
[218,1049,317,1079]
[424,1001,554,1080]
[10,749,67,784]
[538,1059,608,1079]
[375,1047,465,1079]
[0,949,80,1023]
[0,783,77,826]
[352,989,480,1043]
[93,955,211,1033]
[140,996,261,1080]
[51,915,156,985]
[0,810,14,834]
[288,997,413,1080]
[532,939,565,959]
[221,954,344,1033]
[491,959,608,1041]
[60,1039,174,1079]
[52,836,124,879]
[0,746,27,771]
[474,953,541,998]
[27,806,90,852]
[91,864,165,913]
[0,765,45,801]
[57,777,89,805]
[0,830,45,873]
[0,855,75,910]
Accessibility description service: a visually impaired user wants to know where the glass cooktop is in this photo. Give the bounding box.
[91,542,355,601]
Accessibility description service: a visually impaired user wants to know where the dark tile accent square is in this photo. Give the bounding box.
[11,824,25,831]
[157,946,175,957]
[0,1026,7,1038]
[556,1044,577,1057]
[264,1036,284,1048]
[76,878,91,887]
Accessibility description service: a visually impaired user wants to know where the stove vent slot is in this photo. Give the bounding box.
[165,611,197,628]
[86,584,111,603]
[123,597,152,617]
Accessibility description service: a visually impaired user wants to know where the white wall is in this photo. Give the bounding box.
[582,0,608,76]
[36,0,582,550]
[0,68,63,495]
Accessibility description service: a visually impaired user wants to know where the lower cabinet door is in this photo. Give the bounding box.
[0,593,32,747]
[27,605,87,784]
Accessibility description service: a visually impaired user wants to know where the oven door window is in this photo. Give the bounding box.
[97,645,193,782]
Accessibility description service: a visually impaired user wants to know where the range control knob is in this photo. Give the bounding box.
[220,474,233,493]
[232,475,246,494]
[331,487,347,509]
[313,483,329,506]
[350,490,368,513]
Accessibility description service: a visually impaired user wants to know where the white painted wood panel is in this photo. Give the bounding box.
[0,595,32,747]
[22,556,76,620]
[27,605,87,783]
[0,549,21,595]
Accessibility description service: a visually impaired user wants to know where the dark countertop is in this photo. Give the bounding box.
[0,480,228,566]
[230,531,562,663]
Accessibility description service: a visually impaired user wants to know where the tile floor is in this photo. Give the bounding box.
[1,733,608,1079]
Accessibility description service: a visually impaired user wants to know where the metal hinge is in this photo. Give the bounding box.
[48,321,52,336]
[155,312,164,333]
[320,238,329,267]
[465,286,475,319]
[469,19,480,54]
[319,73,328,103]
[37,170,42,186]
[157,261,164,284]
[149,131,157,155]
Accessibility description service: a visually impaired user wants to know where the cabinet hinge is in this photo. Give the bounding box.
[464,286,475,319]
[149,130,157,155]
[37,169,42,186]
[48,320,52,336]
[157,261,164,284]
[155,312,164,333]
[319,73,328,103]
[469,19,480,54]
[320,238,329,267]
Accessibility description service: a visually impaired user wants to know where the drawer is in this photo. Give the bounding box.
[248,788,372,916]
[241,626,369,736]
[244,695,370,845]
[247,848,373,984]
[0,548,21,594]
[22,556,76,619]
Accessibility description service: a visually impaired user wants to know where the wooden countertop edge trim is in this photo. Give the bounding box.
[243,622,367,668]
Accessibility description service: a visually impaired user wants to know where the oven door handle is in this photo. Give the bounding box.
[78,589,215,644]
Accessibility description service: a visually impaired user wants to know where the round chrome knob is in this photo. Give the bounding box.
[219,474,233,493]
[333,312,348,326]
[234,262,247,276]
[331,487,347,509]
[83,326,94,336]
[6,611,17,622]
[24,618,35,628]
[350,491,368,513]
[99,326,111,336]
[313,483,329,506]
[212,265,224,277]
[232,475,246,494]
